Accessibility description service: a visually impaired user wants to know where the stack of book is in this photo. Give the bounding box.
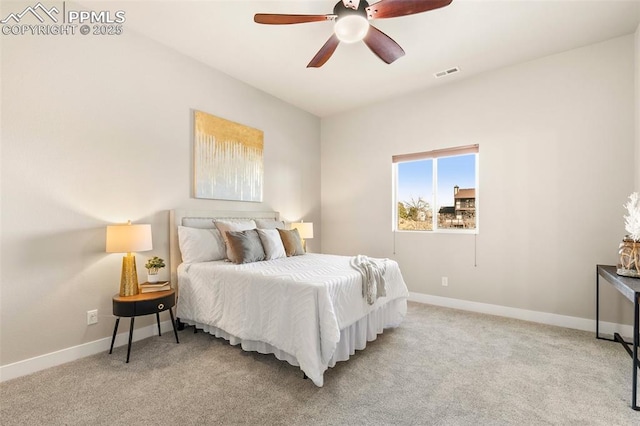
[139,281,170,293]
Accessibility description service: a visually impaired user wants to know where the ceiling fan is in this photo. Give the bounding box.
[254,0,453,68]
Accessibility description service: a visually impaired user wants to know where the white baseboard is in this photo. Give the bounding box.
[2,295,634,383]
[409,292,634,339]
[0,320,174,382]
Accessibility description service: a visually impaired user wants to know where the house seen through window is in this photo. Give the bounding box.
[393,145,478,232]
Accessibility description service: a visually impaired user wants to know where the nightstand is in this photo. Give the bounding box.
[109,289,179,363]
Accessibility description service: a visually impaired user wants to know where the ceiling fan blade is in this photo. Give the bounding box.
[363,25,405,64]
[307,34,341,68]
[366,0,452,20]
[254,13,335,25]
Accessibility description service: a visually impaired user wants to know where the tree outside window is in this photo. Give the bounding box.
[393,145,478,232]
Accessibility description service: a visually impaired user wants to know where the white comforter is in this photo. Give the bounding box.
[177,253,409,386]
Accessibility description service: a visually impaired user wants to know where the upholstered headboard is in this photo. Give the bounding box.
[168,209,280,285]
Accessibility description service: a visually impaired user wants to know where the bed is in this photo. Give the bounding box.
[169,209,409,386]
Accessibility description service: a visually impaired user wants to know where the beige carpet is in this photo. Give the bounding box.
[1,302,637,425]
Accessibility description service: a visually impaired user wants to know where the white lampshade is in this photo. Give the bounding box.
[334,15,369,43]
[291,222,314,239]
[106,221,153,254]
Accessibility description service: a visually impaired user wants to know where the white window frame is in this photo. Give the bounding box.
[392,144,479,234]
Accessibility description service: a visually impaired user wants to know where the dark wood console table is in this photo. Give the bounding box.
[596,264,640,410]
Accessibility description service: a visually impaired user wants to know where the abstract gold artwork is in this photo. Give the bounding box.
[194,110,264,202]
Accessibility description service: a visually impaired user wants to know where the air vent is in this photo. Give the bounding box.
[434,67,460,78]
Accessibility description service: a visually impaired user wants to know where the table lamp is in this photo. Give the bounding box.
[106,221,153,296]
[291,221,314,251]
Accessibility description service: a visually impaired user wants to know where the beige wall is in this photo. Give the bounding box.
[0,29,320,364]
[321,35,636,324]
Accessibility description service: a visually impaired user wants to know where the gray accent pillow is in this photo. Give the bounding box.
[225,229,266,264]
[213,219,257,261]
[277,228,305,257]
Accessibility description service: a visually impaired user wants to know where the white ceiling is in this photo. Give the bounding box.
[90,0,639,117]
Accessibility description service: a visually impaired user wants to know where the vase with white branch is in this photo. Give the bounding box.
[618,192,640,278]
[144,256,165,283]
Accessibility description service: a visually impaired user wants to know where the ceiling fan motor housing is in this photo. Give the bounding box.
[333,1,369,19]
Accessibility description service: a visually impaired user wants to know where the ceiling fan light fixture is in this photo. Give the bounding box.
[255,0,454,67]
[334,15,369,43]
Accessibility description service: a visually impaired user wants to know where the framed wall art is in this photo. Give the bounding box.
[193,110,264,202]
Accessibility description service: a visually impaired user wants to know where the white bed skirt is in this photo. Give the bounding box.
[180,297,407,379]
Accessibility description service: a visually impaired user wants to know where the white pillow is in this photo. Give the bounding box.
[255,218,285,230]
[177,226,226,263]
[257,229,286,260]
[214,219,257,261]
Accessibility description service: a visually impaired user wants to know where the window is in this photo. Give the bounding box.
[393,145,478,232]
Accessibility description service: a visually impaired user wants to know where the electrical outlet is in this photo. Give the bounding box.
[87,309,98,325]
[442,277,448,287]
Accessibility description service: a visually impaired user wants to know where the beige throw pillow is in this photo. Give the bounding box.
[277,228,305,257]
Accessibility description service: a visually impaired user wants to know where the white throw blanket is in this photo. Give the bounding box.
[350,255,387,305]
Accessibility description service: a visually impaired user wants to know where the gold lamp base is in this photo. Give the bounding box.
[119,253,139,297]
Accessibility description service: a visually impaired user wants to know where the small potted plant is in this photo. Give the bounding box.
[618,192,640,278]
[145,256,166,283]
